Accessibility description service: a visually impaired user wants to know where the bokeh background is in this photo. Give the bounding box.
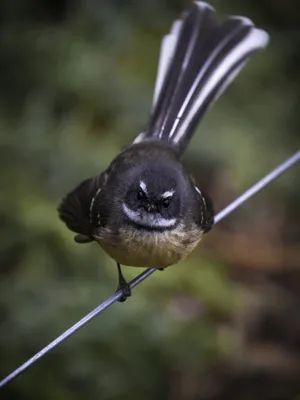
[0,0,299,399]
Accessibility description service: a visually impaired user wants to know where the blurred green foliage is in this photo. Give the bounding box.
[0,1,299,399]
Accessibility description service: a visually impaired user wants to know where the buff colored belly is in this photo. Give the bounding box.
[97,225,202,268]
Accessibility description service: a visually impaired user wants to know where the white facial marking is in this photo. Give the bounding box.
[122,204,177,228]
[139,181,148,194]
[161,189,175,199]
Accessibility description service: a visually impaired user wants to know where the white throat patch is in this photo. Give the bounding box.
[122,204,177,229]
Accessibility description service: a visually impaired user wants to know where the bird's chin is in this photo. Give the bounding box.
[122,204,177,229]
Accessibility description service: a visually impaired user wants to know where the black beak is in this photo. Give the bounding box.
[144,201,157,213]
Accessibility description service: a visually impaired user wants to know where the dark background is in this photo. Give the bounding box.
[0,1,299,399]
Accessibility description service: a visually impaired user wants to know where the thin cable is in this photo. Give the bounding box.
[0,150,299,389]
[214,150,300,223]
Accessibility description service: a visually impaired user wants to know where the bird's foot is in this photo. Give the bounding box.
[116,282,132,302]
[116,263,131,302]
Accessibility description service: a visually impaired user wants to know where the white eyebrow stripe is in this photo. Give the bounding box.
[139,181,148,194]
[122,204,177,228]
[161,189,175,199]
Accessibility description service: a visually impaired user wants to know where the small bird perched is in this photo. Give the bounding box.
[58,1,269,301]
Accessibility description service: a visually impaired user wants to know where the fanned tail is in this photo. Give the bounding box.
[134,1,269,155]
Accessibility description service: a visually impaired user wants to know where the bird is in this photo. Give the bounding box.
[58,1,269,301]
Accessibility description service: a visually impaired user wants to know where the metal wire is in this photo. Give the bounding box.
[214,151,300,223]
[0,150,299,389]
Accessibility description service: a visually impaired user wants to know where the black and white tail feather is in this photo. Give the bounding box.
[134,1,269,155]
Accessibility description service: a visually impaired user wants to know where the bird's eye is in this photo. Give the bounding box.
[136,190,146,201]
[162,198,171,208]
